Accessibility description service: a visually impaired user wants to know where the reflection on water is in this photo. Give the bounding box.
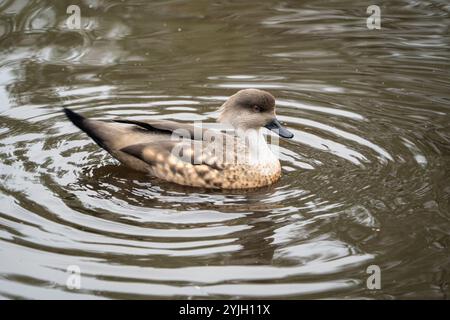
[0,0,449,299]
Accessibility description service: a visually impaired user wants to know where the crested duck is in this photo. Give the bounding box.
[64,89,293,189]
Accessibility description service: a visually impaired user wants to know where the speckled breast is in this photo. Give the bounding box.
[151,160,282,189]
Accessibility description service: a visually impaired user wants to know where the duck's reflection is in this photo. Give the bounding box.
[76,163,280,265]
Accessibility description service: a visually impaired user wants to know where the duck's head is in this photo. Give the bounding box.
[218,89,293,138]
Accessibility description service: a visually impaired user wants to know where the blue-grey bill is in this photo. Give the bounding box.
[264,118,294,139]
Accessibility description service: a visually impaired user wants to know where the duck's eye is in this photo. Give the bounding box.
[253,105,262,113]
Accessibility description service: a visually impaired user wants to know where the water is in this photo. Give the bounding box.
[0,0,449,299]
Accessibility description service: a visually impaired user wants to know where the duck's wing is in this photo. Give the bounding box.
[64,108,226,150]
[120,140,233,187]
[64,108,240,179]
[121,140,227,170]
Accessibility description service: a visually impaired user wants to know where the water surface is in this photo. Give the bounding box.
[0,0,449,299]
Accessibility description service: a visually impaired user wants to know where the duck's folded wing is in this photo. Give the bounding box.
[120,140,225,174]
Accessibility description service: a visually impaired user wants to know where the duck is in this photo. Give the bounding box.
[64,89,293,189]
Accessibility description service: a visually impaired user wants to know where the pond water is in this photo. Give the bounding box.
[0,0,449,299]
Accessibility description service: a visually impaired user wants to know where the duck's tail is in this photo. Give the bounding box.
[64,108,86,131]
[63,108,111,151]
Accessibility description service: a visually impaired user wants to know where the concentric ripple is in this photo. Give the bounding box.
[0,0,449,299]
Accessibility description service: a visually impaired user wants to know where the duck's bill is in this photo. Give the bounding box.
[264,118,294,139]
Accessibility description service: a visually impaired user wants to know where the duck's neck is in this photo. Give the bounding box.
[235,128,278,165]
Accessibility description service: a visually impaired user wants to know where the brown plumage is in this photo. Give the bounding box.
[64,89,293,189]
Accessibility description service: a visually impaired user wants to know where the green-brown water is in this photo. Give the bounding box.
[0,0,449,299]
